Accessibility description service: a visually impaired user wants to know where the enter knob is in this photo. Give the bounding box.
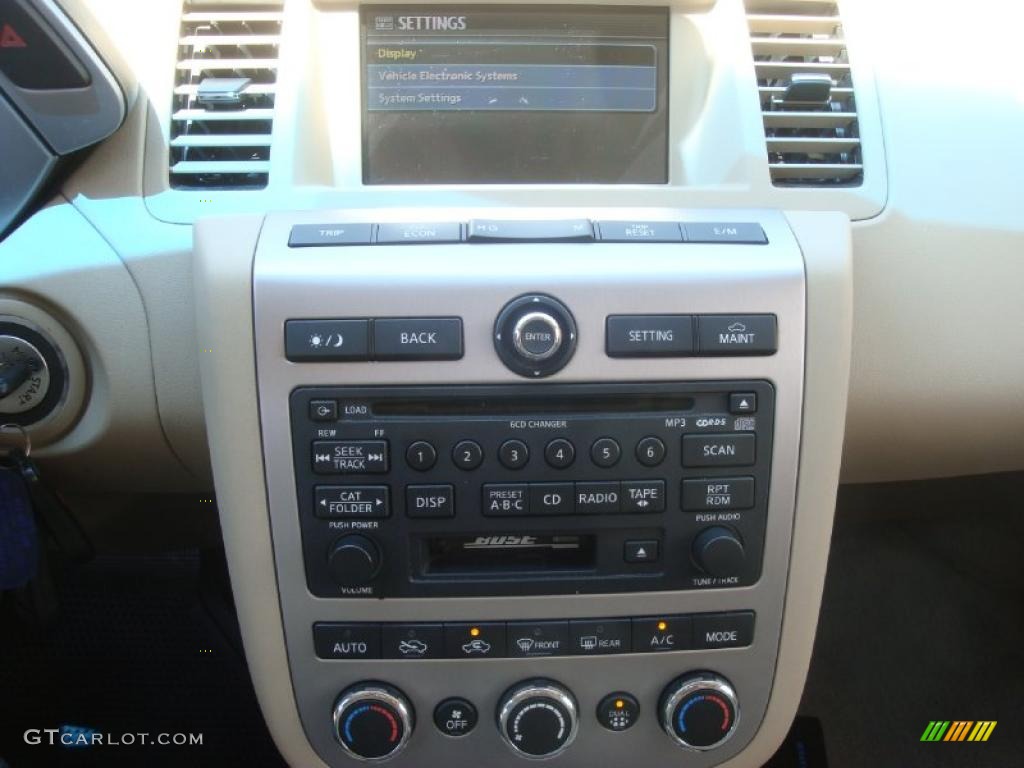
[497,679,579,758]
[692,526,745,578]
[327,534,381,587]
[494,294,577,378]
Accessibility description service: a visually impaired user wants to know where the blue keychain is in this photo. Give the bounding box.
[0,449,39,590]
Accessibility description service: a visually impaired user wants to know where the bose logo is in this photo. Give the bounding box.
[397,15,468,31]
[466,535,538,548]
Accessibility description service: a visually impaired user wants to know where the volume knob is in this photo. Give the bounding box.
[327,535,381,587]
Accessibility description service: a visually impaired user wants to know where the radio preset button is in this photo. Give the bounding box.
[575,481,621,514]
[406,485,454,518]
[624,540,660,563]
[452,440,484,470]
[682,477,755,511]
[632,616,693,653]
[591,437,621,468]
[482,484,529,516]
[499,439,530,469]
[444,623,506,659]
[569,619,631,655]
[507,620,570,658]
[315,486,390,519]
[682,434,756,467]
[636,436,666,466]
[406,440,437,471]
[313,440,389,474]
[530,483,574,515]
[622,480,666,513]
[544,438,575,469]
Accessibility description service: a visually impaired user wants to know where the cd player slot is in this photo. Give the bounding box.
[420,534,596,577]
[372,394,696,417]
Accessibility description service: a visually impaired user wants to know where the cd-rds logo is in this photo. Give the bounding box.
[396,15,468,31]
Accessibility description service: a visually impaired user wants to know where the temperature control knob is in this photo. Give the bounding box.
[692,526,746,578]
[659,673,740,751]
[327,535,381,587]
[498,679,579,758]
[333,683,414,761]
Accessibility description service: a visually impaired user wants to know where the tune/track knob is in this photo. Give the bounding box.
[333,683,414,761]
[497,679,579,758]
[659,673,740,751]
[327,534,381,587]
[692,526,746,578]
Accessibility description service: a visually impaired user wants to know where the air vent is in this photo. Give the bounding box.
[169,4,283,189]
[745,1,862,186]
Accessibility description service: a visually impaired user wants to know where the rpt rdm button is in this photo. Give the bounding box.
[681,477,755,511]
[682,434,756,467]
[606,315,694,357]
[373,318,463,361]
[313,440,389,474]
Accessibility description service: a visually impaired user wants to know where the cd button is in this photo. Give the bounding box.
[529,483,574,515]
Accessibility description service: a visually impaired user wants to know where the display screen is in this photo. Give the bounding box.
[361,5,670,184]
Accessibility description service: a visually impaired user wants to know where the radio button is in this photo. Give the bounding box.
[406,440,437,471]
[544,438,575,469]
[622,480,666,513]
[315,486,390,519]
[590,437,621,468]
[575,481,621,514]
[406,485,454,519]
[632,616,693,653]
[530,483,574,516]
[482,484,529,516]
[313,440,389,474]
[499,439,530,469]
[682,477,755,511]
[692,612,755,650]
[636,436,666,467]
[682,434,755,467]
[313,622,380,660]
[444,623,506,659]
[569,619,631,656]
[452,440,484,470]
[507,621,570,658]
[382,623,445,659]
[624,540,660,563]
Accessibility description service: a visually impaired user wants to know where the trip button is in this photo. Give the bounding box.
[681,477,755,511]
[622,480,666,513]
[606,315,695,358]
[530,483,575,516]
[313,440,389,474]
[313,623,381,660]
[314,486,390,519]
[382,623,444,659]
[288,223,373,247]
[569,619,631,656]
[507,620,570,658]
[682,434,756,467]
[376,222,462,244]
[285,319,370,362]
[596,221,683,243]
[444,623,506,659]
[692,612,755,650]
[697,314,777,356]
[575,482,621,514]
[467,219,593,242]
[683,222,768,244]
[406,485,454,518]
[482,484,529,516]
[632,616,692,653]
[373,317,463,361]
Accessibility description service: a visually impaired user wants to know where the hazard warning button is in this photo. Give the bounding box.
[1,1,90,90]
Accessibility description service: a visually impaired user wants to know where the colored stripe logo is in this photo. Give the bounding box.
[921,721,997,742]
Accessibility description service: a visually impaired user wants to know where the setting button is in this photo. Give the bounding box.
[406,485,454,518]
[596,693,640,732]
[373,317,463,361]
[569,619,631,655]
[693,612,755,650]
[622,480,666,513]
[682,477,755,511]
[682,434,756,467]
[596,221,683,243]
[382,623,444,659]
[697,314,777,356]
[285,319,369,362]
[482,484,529,516]
[313,440,389,474]
[606,315,695,358]
[314,486,390,519]
[507,620,570,658]
[434,697,478,737]
[313,622,380,660]
[632,616,693,653]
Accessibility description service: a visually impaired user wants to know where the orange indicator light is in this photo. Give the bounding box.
[657,621,668,631]
[615,700,625,709]
[470,627,480,637]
